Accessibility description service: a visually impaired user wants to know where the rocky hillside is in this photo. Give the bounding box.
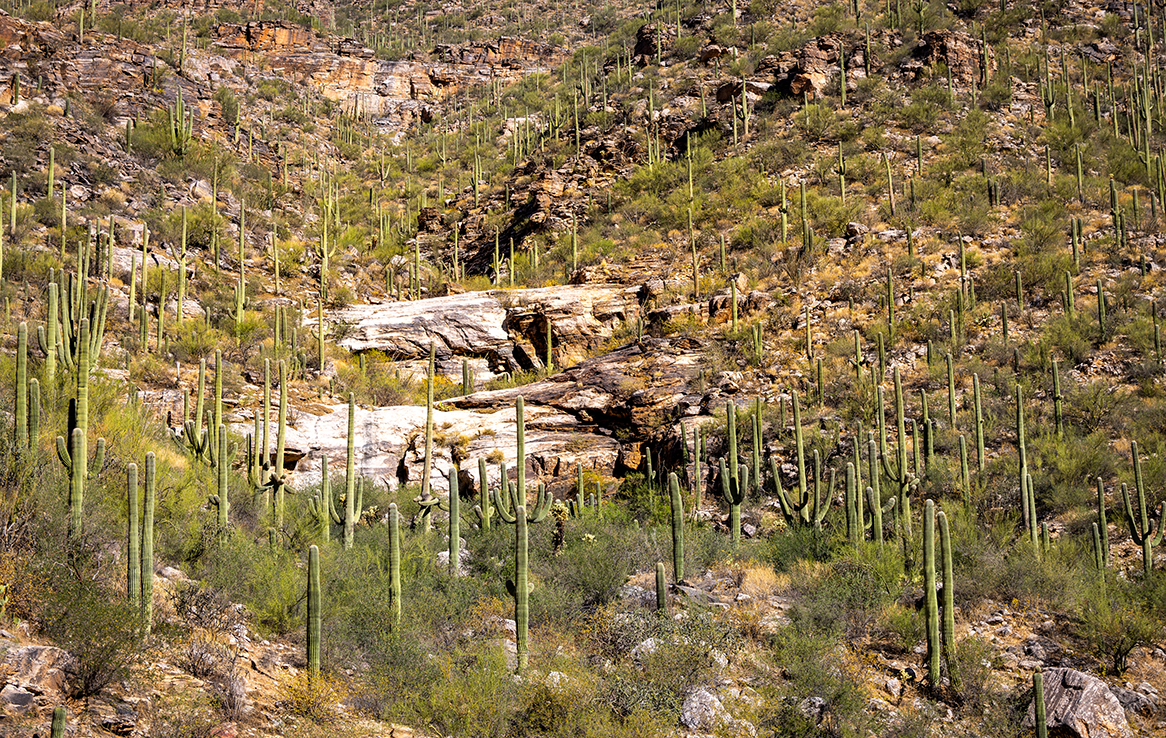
[0,0,1165,735]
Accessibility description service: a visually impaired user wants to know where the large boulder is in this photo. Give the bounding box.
[1025,668,1133,738]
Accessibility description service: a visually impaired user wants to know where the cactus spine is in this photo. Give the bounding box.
[668,472,684,583]
[207,424,231,534]
[774,392,832,528]
[719,457,744,546]
[36,282,58,385]
[306,544,320,682]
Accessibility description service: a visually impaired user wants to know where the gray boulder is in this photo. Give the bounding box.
[1025,668,1133,738]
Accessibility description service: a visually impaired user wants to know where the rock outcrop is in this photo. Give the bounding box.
[1025,668,1134,738]
[328,284,643,380]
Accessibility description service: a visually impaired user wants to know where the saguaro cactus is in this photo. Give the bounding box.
[127,464,139,607]
[50,707,65,738]
[207,424,231,534]
[142,452,156,634]
[14,322,26,451]
[506,506,532,672]
[306,545,321,683]
[36,282,59,385]
[656,562,667,613]
[343,394,358,548]
[388,503,401,627]
[474,457,492,530]
[938,510,959,692]
[924,499,940,688]
[1122,441,1163,576]
[668,472,685,583]
[718,458,745,546]
[447,467,460,573]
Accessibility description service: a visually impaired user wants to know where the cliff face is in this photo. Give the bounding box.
[211,22,566,119]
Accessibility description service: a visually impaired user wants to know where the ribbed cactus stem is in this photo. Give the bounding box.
[924,499,940,688]
[727,401,738,487]
[1122,441,1164,576]
[421,344,435,498]
[1034,670,1048,738]
[656,562,666,613]
[37,282,58,385]
[344,393,356,549]
[388,503,401,627]
[213,424,229,531]
[15,322,26,451]
[938,510,959,691]
[508,506,531,672]
[274,359,287,528]
[1096,477,1109,567]
[51,707,65,738]
[142,452,155,634]
[127,463,139,607]
[669,472,685,583]
[476,457,491,530]
[448,466,460,574]
[307,544,321,683]
[516,395,526,499]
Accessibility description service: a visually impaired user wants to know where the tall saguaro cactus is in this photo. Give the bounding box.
[668,472,685,583]
[306,544,321,683]
[506,506,532,673]
[923,499,940,688]
[127,464,139,607]
[388,503,401,626]
[142,452,156,634]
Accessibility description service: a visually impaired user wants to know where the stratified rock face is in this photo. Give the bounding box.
[1025,668,1134,738]
[329,284,642,377]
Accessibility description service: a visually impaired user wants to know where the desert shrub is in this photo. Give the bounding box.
[198,536,301,635]
[39,571,144,697]
[789,544,903,639]
[1077,578,1162,674]
[279,671,345,723]
[948,635,995,712]
[764,624,871,735]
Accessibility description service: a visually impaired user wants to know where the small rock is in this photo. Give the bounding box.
[0,684,34,714]
[884,678,902,699]
[681,688,730,731]
[799,696,827,724]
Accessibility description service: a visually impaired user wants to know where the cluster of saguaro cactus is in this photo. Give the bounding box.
[181,353,237,469]
[126,453,157,633]
[12,323,40,458]
[56,317,106,538]
[922,500,958,691]
[1121,441,1163,576]
[773,392,833,530]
